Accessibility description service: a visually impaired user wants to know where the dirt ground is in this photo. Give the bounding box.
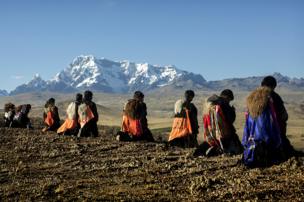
[0,124,304,201]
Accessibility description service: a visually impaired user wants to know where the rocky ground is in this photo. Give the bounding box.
[0,123,304,201]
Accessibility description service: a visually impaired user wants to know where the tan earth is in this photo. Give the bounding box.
[0,122,303,201]
[0,90,303,200]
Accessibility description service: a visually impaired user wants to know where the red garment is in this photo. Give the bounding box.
[44,111,54,127]
[122,115,143,137]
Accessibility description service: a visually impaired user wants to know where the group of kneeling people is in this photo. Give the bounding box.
[4,90,99,137]
[168,76,301,167]
[3,76,302,167]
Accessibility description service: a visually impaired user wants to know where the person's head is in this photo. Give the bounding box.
[184,90,195,102]
[84,90,93,101]
[18,104,31,114]
[48,98,55,105]
[76,93,83,103]
[261,76,277,90]
[220,89,234,102]
[5,103,15,112]
[133,91,144,102]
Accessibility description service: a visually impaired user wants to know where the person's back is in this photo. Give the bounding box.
[77,91,98,137]
[168,90,198,148]
[242,86,283,167]
[13,104,32,129]
[194,90,242,157]
[4,103,15,127]
[43,98,60,132]
[260,76,298,157]
[118,91,154,142]
[207,90,242,153]
[57,93,83,136]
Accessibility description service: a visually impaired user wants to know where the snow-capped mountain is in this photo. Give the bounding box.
[10,74,47,95]
[0,89,8,96]
[10,55,207,94]
[9,55,304,95]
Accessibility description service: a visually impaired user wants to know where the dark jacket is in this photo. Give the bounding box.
[270,91,288,136]
[139,101,148,128]
[84,100,98,123]
[13,104,32,128]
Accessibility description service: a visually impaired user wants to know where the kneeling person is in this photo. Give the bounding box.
[4,103,15,127]
[77,91,99,137]
[195,89,242,157]
[117,91,154,142]
[168,90,199,148]
[42,98,60,132]
[57,93,82,136]
[12,104,32,129]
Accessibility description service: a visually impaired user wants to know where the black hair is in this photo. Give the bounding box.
[84,90,93,101]
[220,89,234,101]
[45,98,55,108]
[133,91,144,99]
[185,90,195,99]
[76,93,83,102]
[261,76,277,89]
[48,98,55,104]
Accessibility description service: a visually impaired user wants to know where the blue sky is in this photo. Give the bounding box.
[0,0,303,91]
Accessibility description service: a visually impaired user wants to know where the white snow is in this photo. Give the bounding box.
[23,55,193,92]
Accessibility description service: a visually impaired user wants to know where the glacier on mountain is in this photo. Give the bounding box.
[10,55,206,94]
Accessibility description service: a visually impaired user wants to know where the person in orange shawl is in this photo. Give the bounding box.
[77,90,99,137]
[42,98,60,132]
[57,93,83,136]
[168,90,199,148]
[117,91,154,142]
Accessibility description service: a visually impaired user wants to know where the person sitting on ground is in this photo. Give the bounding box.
[57,93,83,136]
[4,103,15,127]
[260,76,302,158]
[194,89,243,157]
[77,90,99,137]
[42,98,60,132]
[117,91,154,142]
[168,90,199,148]
[12,104,32,129]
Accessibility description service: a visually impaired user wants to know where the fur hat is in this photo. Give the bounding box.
[247,87,272,118]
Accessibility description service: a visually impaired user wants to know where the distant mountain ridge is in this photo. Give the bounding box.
[8,55,304,95]
[0,90,8,96]
[207,73,304,91]
[10,55,207,95]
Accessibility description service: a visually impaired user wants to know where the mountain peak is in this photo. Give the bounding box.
[71,55,97,67]
[12,55,304,95]
[34,73,41,79]
[11,55,207,94]
[0,89,8,96]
